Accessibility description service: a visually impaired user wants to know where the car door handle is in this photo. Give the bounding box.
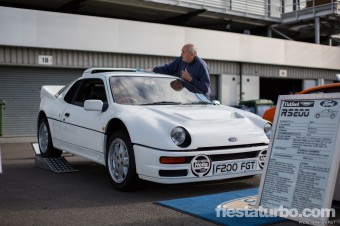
[65,113,70,117]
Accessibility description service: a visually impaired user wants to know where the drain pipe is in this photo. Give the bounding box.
[240,62,243,101]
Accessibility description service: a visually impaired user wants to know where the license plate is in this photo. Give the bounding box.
[214,160,257,175]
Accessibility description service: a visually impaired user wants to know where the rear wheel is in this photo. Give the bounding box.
[38,117,62,157]
[106,131,139,191]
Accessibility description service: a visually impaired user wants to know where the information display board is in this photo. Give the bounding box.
[257,94,340,225]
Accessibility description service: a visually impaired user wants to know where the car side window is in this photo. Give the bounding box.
[64,80,82,104]
[65,79,107,107]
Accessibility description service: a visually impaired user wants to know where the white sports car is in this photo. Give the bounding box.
[37,68,272,191]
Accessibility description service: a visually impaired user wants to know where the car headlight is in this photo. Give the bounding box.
[264,122,272,139]
[170,127,191,147]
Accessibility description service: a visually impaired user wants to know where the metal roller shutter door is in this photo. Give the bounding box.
[0,67,83,136]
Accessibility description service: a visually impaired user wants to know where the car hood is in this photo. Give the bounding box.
[146,105,243,122]
[122,104,269,149]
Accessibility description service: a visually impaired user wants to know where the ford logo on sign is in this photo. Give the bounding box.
[320,100,338,107]
[228,137,237,142]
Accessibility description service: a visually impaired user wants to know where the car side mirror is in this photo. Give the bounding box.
[212,100,221,105]
[84,100,104,112]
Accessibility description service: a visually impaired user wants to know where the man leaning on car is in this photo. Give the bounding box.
[152,44,211,98]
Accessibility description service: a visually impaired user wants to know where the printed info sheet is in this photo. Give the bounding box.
[257,94,340,225]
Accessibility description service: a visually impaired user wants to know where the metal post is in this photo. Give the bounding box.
[0,100,5,136]
[315,17,320,44]
[272,26,293,40]
[267,26,272,37]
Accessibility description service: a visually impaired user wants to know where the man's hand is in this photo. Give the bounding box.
[181,69,192,82]
[144,68,154,72]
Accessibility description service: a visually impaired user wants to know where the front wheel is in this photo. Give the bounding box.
[106,131,139,191]
[38,117,62,157]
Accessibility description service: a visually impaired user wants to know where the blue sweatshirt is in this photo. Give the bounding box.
[153,56,211,97]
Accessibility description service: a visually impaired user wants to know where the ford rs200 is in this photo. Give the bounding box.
[37,68,272,191]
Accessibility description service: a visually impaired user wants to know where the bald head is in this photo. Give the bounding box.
[184,44,197,54]
[181,44,197,63]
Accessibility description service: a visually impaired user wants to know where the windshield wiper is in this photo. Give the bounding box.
[140,101,182,105]
[183,101,212,105]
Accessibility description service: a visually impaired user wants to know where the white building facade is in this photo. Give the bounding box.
[0,6,340,136]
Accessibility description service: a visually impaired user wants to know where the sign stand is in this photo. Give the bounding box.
[256,93,340,225]
[0,145,2,174]
[334,172,340,202]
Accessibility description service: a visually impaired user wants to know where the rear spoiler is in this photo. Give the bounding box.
[41,85,64,99]
[82,68,153,76]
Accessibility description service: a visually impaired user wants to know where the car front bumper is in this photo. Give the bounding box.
[133,144,267,184]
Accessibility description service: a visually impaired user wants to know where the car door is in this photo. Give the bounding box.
[60,78,109,164]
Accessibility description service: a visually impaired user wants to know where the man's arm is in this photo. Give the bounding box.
[153,57,180,75]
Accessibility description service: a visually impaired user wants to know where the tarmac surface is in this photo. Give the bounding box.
[0,140,328,226]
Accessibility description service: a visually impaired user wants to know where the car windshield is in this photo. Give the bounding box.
[109,76,211,105]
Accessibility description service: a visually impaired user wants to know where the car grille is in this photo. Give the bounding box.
[196,143,267,151]
[159,170,188,177]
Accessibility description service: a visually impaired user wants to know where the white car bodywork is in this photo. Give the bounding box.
[38,68,271,190]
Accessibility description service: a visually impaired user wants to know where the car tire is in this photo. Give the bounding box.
[38,117,62,157]
[106,131,139,191]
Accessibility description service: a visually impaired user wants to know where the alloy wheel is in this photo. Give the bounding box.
[108,138,130,183]
[38,122,49,154]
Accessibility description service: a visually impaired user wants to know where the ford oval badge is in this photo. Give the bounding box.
[320,100,338,107]
[228,137,237,142]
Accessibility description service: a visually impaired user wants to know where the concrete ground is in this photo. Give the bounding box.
[0,140,333,226]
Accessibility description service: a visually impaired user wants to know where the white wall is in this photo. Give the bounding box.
[1,6,340,70]
[219,74,259,106]
[219,74,240,106]
[242,75,260,101]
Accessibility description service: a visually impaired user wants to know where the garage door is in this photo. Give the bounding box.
[0,67,83,136]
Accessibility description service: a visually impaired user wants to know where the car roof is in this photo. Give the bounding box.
[299,83,340,94]
[81,68,175,79]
